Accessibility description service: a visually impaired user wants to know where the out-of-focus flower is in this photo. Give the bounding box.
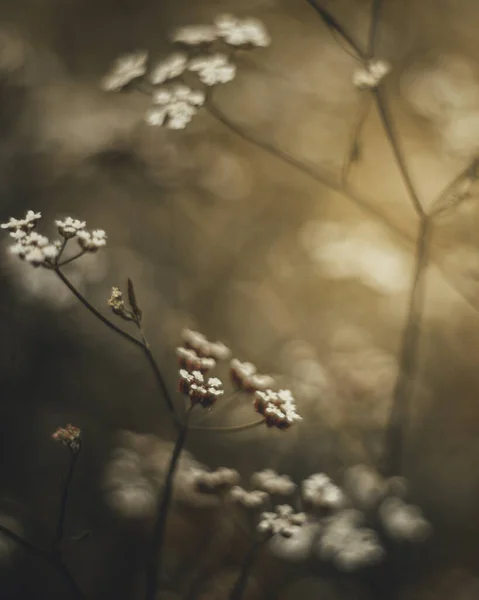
[251,469,296,496]
[316,510,384,571]
[215,14,271,47]
[1,210,60,266]
[55,217,86,239]
[343,464,387,510]
[1,210,41,232]
[176,347,216,372]
[101,50,148,91]
[302,474,346,510]
[146,84,205,130]
[253,389,302,430]
[193,467,240,494]
[230,358,274,392]
[268,522,320,563]
[171,24,218,46]
[52,424,82,453]
[258,505,307,538]
[181,329,231,360]
[353,59,391,89]
[188,53,236,86]
[229,486,269,509]
[149,52,188,85]
[178,369,224,408]
[379,497,432,542]
[76,229,107,252]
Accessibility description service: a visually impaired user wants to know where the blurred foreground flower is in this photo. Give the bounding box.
[101,50,148,91]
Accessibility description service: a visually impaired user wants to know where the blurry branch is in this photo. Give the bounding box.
[205,98,411,242]
[373,88,426,218]
[145,405,194,600]
[228,540,263,600]
[55,451,79,555]
[367,0,382,58]
[341,96,372,184]
[0,524,85,600]
[306,0,365,58]
[428,158,479,218]
[53,268,179,427]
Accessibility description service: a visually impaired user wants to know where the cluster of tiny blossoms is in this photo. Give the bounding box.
[254,389,302,430]
[191,466,240,494]
[101,14,270,130]
[353,59,391,89]
[179,369,224,408]
[230,358,275,392]
[52,424,82,454]
[1,211,106,267]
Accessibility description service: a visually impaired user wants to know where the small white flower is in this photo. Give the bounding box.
[188,53,236,86]
[353,59,391,90]
[253,389,302,430]
[149,52,188,85]
[146,84,205,130]
[76,229,107,251]
[101,51,148,92]
[302,473,346,510]
[171,24,218,46]
[379,498,432,542]
[1,210,41,232]
[55,217,86,238]
[258,504,307,538]
[215,14,271,48]
[251,469,296,496]
[229,486,269,509]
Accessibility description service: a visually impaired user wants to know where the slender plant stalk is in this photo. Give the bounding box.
[228,541,262,600]
[0,524,85,599]
[54,268,179,426]
[190,418,265,432]
[145,406,194,600]
[56,451,79,554]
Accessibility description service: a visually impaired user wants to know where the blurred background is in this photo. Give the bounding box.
[1,0,479,598]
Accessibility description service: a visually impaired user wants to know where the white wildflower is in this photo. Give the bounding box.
[176,347,216,372]
[101,50,148,92]
[171,24,217,46]
[343,464,387,510]
[2,214,60,267]
[55,217,86,239]
[1,210,41,232]
[379,497,432,542]
[230,359,274,391]
[258,504,307,538]
[317,510,384,571]
[188,53,236,86]
[194,467,240,493]
[251,469,296,496]
[253,389,302,430]
[215,14,271,48]
[353,59,391,90]
[229,486,269,509]
[179,368,224,408]
[76,229,107,251]
[302,474,346,510]
[149,52,188,85]
[146,84,205,130]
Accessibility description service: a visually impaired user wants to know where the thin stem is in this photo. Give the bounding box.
[138,327,179,426]
[306,0,365,58]
[0,525,85,599]
[54,268,143,348]
[381,218,430,476]
[228,541,262,600]
[341,96,372,184]
[145,405,194,600]
[58,250,86,268]
[56,451,79,554]
[367,0,383,58]
[190,418,265,432]
[373,88,425,218]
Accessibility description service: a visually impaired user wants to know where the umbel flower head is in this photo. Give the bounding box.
[179,369,224,408]
[258,505,307,538]
[52,424,82,454]
[101,50,148,91]
[230,358,274,392]
[253,389,302,430]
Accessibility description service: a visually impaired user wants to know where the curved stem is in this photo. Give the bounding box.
[145,406,194,600]
[56,451,78,554]
[54,268,143,348]
[228,541,262,600]
[0,525,85,599]
[190,418,265,432]
[58,250,87,268]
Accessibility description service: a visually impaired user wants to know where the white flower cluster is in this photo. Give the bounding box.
[193,467,240,493]
[182,328,231,360]
[176,347,216,372]
[302,473,346,510]
[343,464,388,510]
[251,469,296,496]
[172,14,271,48]
[56,217,107,251]
[253,389,302,430]
[101,50,148,91]
[353,59,391,89]
[229,486,269,509]
[149,52,188,85]
[258,505,307,538]
[230,358,275,392]
[188,53,236,86]
[379,497,431,542]
[316,510,384,571]
[146,84,205,130]
[55,217,86,239]
[179,369,224,408]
